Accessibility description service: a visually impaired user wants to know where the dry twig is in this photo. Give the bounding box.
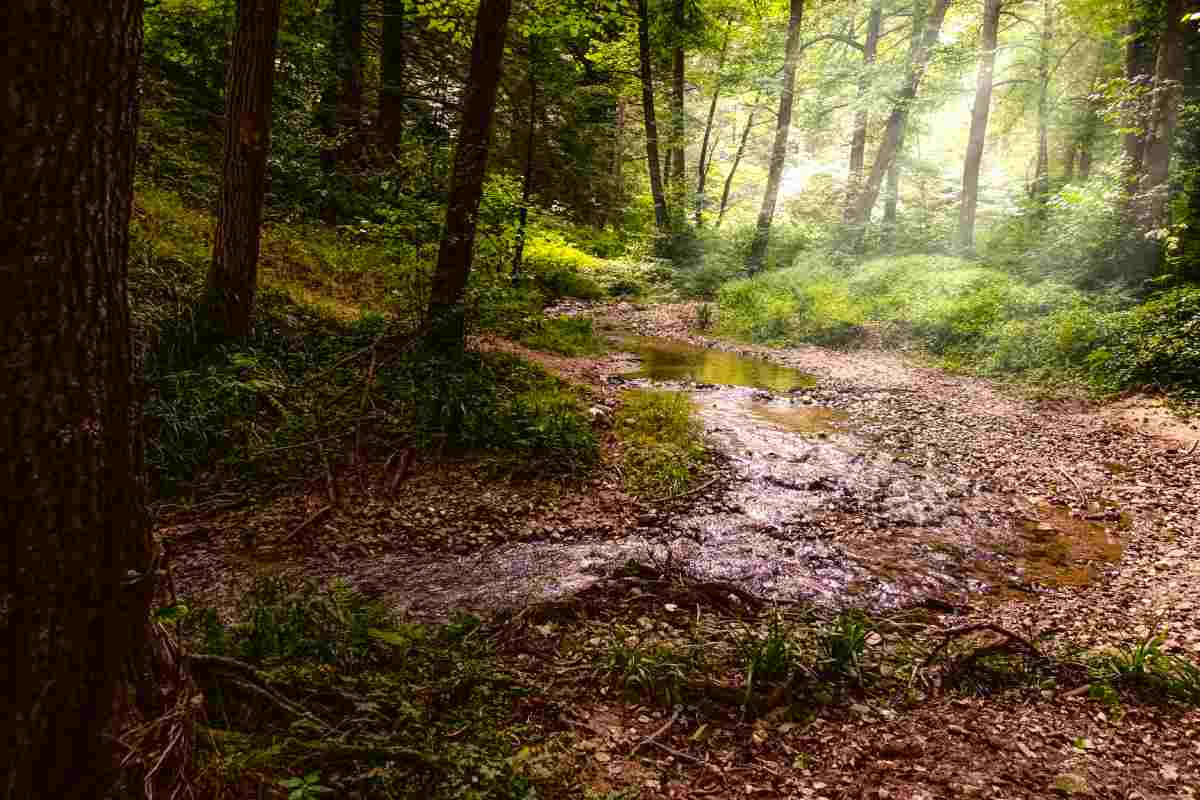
[922,623,1042,669]
[281,505,332,544]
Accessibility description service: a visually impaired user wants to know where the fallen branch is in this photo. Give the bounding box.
[630,706,680,757]
[645,475,721,504]
[248,434,348,459]
[1185,439,1199,456]
[1055,466,1088,508]
[922,623,1042,669]
[281,505,332,544]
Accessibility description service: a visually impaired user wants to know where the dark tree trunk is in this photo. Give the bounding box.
[717,105,757,228]
[957,0,1002,252]
[426,0,513,349]
[1,2,155,797]
[378,0,406,150]
[338,0,365,157]
[638,0,670,232]
[206,0,282,339]
[512,57,538,283]
[846,0,950,228]
[747,0,806,274]
[670,0,687,201]
[846,0,883,212]
[695,27,730,226]
[1121,17,1156,195]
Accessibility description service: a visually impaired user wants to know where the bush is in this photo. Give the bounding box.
[379,349,599,470]
[1088,284,1200,395]
[614,390,706,497]
[519,315,607,356]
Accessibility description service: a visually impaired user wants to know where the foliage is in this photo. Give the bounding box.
[379,349,599,470]
[519,315,608,356]
[1087,632,1200,705]
[613,390,707,498]
[815,611,870,680]
[1086,285,1200,397]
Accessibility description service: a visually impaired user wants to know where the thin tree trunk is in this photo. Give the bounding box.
[884,0,929,245]
[512,57,538,283]
[378,0,406,150]
[846,0,883,213]
[206,0,283,339]
[746,0,806,274]
[846,0,950,228]
[717,105,757,228]
[638,0,670,232]
[2,2,155,796]
[957,0,1002,252]
[338,0,364,159]
[613,95,626,187]
[670,0,686,201]
[695,27,730,226]
[426,0,512,348]
[1031,0,1052,209]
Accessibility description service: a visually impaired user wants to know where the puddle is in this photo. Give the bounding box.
[618,335,817,392]
[1015,505,1122,587]
[748,402,850,435]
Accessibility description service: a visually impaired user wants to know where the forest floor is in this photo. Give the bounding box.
[162,301,1200,799]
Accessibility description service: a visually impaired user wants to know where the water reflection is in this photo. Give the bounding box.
[620,336,817,392]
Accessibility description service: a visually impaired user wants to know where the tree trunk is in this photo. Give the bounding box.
[695,27,730,226]
[717,105,757,228]
[1129,0,1189,283]
[426,0,513,349]
[206,0,282,339]
[378,0,406,150]
[1140,0,1188,231]
[846,0,950,228]
[1121,17,1156,195]
[746,0,806,274]
[957,0,1002,252]
[2,2,155,796]
[338,0,364,158]
[1031,0,1052,209]
[670,0,687,201]
[512,58,538,283]
[638,0,670,232]
[882,0,930,246]
[846,0,883,212]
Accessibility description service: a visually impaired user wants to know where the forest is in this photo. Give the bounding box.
[4,0,1200,797]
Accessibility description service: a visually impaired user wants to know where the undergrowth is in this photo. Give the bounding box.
[613,390,707,498]
[715,251,1200,397]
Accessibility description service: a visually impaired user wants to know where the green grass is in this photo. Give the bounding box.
[613,390,707,498]
[518,315,608,356]
[714,251,1200,397]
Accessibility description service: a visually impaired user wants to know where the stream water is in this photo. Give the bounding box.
[377,335,1122,616]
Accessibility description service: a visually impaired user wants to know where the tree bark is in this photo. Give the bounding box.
[846,0,950,229]
[1139,0,1188,231]
[512,55,538,283]
[426,0,513,349]
[670,0,687,201]
[717,105,757,228]
[957,0,1002,252]
[695,26,730,226]
[206,0,283,339]
[378,0,406,150]
[1,2,155,796]
[1121,16,1156,195]
[846,0,883,213]
[746,0,806,274]
[638,0,670,232]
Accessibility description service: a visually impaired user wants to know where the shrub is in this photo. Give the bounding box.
[614,390,706,497]
[1088,284,1200,395]
[519,315,607,356]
